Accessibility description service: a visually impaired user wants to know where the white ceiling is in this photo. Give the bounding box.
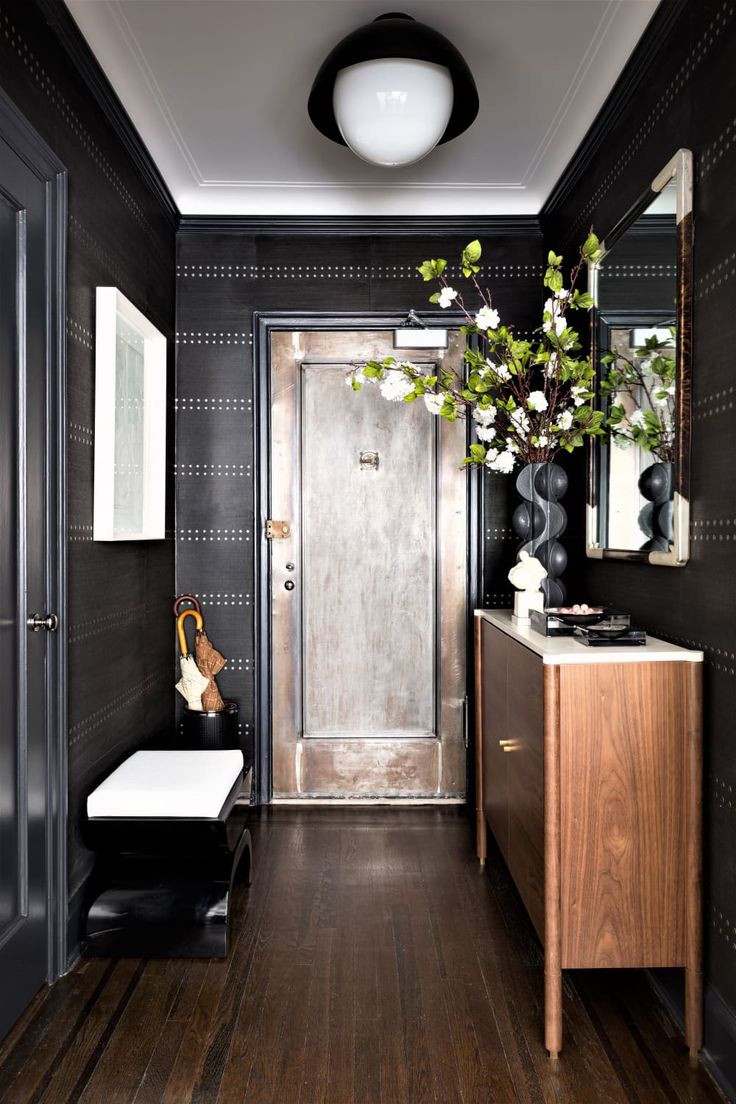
[64,0,659,216]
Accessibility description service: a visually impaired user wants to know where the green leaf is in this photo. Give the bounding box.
[581,232,601,261]
[428,291,441,304]
[463,239,482,264]
[417,258,447,282]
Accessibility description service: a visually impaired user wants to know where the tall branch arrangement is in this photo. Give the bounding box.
[349,235,606,473]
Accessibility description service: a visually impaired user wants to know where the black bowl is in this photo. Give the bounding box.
[547,607,606,627]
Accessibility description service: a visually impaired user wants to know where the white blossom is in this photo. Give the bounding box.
[438,286,458,309]
[505,437,520,454]
[570,384,587,407]
[545,352,559,378]
[486,358,510,382]
[630,409,648,430]
[543,297,566,336]
[556,409,574,431]
[509,408,530,437]
[555,287,570,300]
[475,306,500,331]
[348,368,366,387]
[536,434,550,448]
[472,404,497,426]
[423,392,445,415]
[526,390,548,412]
[379,370,414,402]
[475,425,496,442]
[487,450,516,474]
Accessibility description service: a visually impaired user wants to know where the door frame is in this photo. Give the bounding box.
[0,87,68,979]
[253,312,482,804]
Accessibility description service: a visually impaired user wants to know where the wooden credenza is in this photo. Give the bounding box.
[474,610,703,1058]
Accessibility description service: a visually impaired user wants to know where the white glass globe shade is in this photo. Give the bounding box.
[333,58,453,167]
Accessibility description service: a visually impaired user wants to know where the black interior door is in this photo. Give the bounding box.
[0,132,55,1040]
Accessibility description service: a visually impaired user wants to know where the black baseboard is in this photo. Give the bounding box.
[648,971,736,1103]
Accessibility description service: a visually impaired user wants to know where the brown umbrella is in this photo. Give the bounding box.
[175,610,209,710]
[195,629,226,712]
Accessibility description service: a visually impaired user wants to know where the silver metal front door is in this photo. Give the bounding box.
[269,330,467,799]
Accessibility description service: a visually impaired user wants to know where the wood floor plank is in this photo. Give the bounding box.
[0,959,114,1104]
[0,809,725,1104]
[414,819,518,1103]
[37,959,144,1104]
[75,959,183,1104]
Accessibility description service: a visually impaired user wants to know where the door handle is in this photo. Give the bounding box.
[27,613,59,632]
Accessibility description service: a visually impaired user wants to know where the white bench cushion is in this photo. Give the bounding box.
[87,750,244,819]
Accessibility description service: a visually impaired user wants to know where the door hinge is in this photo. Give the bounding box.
[266,520,291,539]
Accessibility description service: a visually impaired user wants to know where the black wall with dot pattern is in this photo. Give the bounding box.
[175,228,545,771]
[543,0,736,1078]
[0,0,177,957]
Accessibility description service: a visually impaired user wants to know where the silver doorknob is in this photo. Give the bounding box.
[284,580,295,592]
[27,613,59,632]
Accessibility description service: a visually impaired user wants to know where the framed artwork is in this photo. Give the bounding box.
[93,287,166,540]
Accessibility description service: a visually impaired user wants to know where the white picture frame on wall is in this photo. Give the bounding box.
[93,287,167,541]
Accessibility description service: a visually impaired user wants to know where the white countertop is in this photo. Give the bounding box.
[475,609,703,665]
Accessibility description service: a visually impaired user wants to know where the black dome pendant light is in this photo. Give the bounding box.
[307,13,479,168]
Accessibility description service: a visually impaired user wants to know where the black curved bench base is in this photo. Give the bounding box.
[82,769,252,959]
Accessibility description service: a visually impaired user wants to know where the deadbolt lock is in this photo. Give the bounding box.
[266,520,291,539]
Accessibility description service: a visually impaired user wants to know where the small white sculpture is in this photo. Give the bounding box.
[508,552,547,624]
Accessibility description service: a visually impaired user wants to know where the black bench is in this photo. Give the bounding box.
[82,750,252,958]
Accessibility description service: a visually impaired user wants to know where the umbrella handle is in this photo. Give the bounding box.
[177,609,203,655]
[172,594,202,617]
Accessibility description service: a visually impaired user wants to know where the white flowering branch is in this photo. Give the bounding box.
[349,235,607,474]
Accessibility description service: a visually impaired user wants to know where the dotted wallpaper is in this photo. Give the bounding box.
[542,0,736,1054]
[175,231,544,773]
[0,0,177,953]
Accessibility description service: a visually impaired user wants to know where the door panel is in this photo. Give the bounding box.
[301,363,435,738]
[0,134,52,1039]
[270,330,467,799]
[506,638,545,940]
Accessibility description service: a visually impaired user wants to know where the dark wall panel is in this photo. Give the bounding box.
[542,0,736,1062]
[0,0,177,953]
[175,227,543,767]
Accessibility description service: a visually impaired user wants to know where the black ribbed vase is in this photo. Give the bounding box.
[511,462,568,606]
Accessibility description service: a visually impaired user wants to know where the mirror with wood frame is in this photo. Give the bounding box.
[587,148,693,565]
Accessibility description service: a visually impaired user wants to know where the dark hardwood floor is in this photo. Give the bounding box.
[0,808,725,1103]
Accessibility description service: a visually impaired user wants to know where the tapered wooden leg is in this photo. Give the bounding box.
[476,808,487,865]
[474,614,487,866]
[545,965,562,1059]
[685,966,703,1056]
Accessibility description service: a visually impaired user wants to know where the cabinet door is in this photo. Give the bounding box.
[505,638,545,939]
[481,621,509,860]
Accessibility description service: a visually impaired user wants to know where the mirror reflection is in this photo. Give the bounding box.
[588,151,692,566]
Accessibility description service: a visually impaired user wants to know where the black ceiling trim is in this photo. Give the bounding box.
[34,0,179,223]
[177,215,542,237]
[541,0,690,220]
